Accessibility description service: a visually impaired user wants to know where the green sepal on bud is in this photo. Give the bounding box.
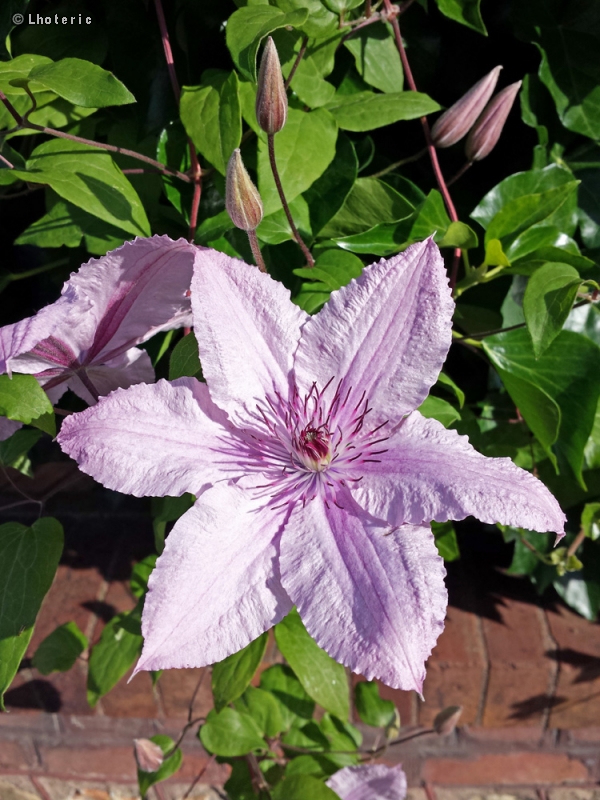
[431,66,502,148]
[256,36,288,135]
[465,81,522,162]
[226,149,264,232]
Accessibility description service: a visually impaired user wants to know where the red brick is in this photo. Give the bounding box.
[461,725,546,743]
[419,603,487,727]
[158,668,213,719]
[99,668,159,718]
[546,605,600,729]
[168,751,230,783]
[39,745,137,780]
[481,599,552,727]
[422,752,589,785]
[0,739,37,770]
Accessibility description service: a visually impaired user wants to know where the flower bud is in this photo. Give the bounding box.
[256,36,288,135]
[433,705,463,735]
[431,66,502,148]
[465,81,522,162]
[226,149,263,231]
[133,738,164,772]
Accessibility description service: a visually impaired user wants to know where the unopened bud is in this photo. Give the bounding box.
[133,738,164,772]
[433,705,463,735]
[256,36,288,134]
[465,81,522,162]
[226,149,263,231]
[431,66,502,148]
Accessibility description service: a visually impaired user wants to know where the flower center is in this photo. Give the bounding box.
[298,425,332,471]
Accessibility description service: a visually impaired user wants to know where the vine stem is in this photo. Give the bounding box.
[382,1,462,288]
[284,36,308,90]
[247,229,267,273]
[0,89,192,183]
[153,0,202,241]
[267,134,315,266]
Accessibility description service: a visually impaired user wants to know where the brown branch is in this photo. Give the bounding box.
[285,36,309,90]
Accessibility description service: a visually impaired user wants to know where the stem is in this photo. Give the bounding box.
[339,13,382,46]
[5,259,68,281]
[447,161,473,187]
[267,134,314,266]
[567,529,586,558]
[368,146,427,178]
[182,753,216,800]
[154,0,202,242]
[247,229,267,273]
[285,36,309,90]
[0,152,14,169]
[365,0,372,16]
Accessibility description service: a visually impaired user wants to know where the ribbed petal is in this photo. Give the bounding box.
[293,239,453,421]
[66,347,154,405]
[57,378,239,497]
[353,411,566,536]
[0,307,71,375]
[191,249,308,422]
[136,480,293,671]
[327,764,407,800]
[280,493,446,692]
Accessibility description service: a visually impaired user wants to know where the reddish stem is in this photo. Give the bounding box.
[154,0,202,242]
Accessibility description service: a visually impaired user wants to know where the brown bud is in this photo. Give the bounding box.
[465,81,522,162]
[431,66,502,148]
[256,36,288,135]
[433,705,463,735]
[226,149,263,231]
[133,738,164,772]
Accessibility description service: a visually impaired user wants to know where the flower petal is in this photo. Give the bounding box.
[0,308,71,375]
[326,764,407,800]
[137,481,293,671]
[57,378,237,497]
[66,347,154,405]
[0,417,22,441]
[280,493,446,692]
[191,249,308,421]
[294,239,453,419]
[354,411,566,536]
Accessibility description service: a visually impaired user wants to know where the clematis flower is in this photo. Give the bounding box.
[0,236,195,405]
[58,238,565,691]
[326,764,407,800]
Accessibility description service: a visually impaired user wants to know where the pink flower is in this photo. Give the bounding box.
[58,239,565,691]
[0,236,195,405]
[326,764,407,800]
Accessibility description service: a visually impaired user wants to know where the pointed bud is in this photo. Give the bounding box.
[256,36,288,134]
[465,81,522,162]
[431,66,502,148]
[433,705,463,735]
[226,149,263,231]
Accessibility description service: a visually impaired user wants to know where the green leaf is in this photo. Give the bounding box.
[17,140,150,238]
[235,685,284,737]
[523,262,582,357]
[578,169,600,249]
[323,0,363,11]
[437,372,465,408]
[273,0,338,39]
[28,58,135,108]
[434,0,487,34]
[16,200,84,249]
[257,196,312,246]
[582,503,600,541]
[553,572,600,621]
[438,221,478,249]
[0,374,52,425]
[226,6,309,81]
[87,603,143,707]
[169,332,202,380]
[130,555,157,599]
[0,54,53,96]
[0,518,63,709]
[212,633,268,712]
[301,133,357,238]
[320,177,416,239]
[258,108,338,216]
[275,608,350,721]
[344,24,404,93]
[483,329,600,487]
[0,428,42,468]
[32,621,87,675]
[137,735,183,796]
[200,707,266,756]
[180,71,241,175]
[259,664,315,729]
[273,775,340,800]
[354,681,396,727]
[326,90,440,131]
[432,520,461,562]
[417,395,460,428]
[294,249,363,290]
